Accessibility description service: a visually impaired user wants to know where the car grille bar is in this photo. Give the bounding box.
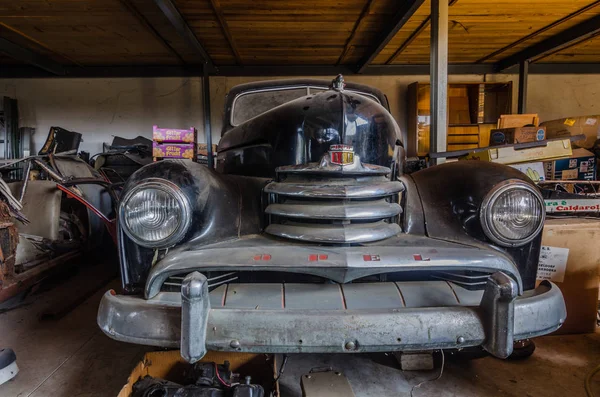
[264,181,404,198]
[264,164,404,244]
[265,200,402,220]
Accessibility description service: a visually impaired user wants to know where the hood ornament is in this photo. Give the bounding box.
[329,144,354,166]
[330,74,346,91]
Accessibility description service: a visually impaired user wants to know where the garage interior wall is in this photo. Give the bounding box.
[0,74,598,155]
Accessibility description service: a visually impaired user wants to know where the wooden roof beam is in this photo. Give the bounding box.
[0,37,64,75]
[495,13,600,71]
[355,0,426,73]
[337,0,374,65]
[153,0,215,71]
[209,0,242,65]
[477,0,600,64]
[120,0,186,64]
[385,0,459,65]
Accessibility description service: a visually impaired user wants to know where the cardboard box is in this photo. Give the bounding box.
[153,125,196,143]
[460,137,572,164]
[152,142,196,159]
[509,162,546,182]
[489,126,546,146]
[539,218,600,334]
[544,148,596,181]
[541,115,600,149]
[197,143,217,156]
[118,350,277,397]
[498,114,539,128]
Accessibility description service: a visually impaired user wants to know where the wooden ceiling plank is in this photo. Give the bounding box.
[209,0,243,64]
[476,0,600,63]
[336,0,374,65]
[0,21,82,66]
[496,12,600,70]
[383,0,458,65]
[385,16,431,64]
[0,36,64,74]
[356,0,426,72]
[152,0,215,69]
[119,0,185,64]
[534,30,600,61]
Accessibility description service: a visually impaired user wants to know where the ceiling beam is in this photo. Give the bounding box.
[209,0,242,65]
[385,0,459,65]
[5,63,600,79]
[355,0,426,73]
[495,13,600,71]
[337,0,374,65]
[0,22,82,67]
[0,37,65,75]
[385,17,429,65]
[477,0,600,64]
[120,0,186,64]
[152,0,215,71]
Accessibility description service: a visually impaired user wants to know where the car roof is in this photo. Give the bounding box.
[225,78,390,110]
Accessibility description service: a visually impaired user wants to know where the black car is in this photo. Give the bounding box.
[98,76,566,363]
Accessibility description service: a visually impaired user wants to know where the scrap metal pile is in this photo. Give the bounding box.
[132,361,265,397]
[0,127,119,304]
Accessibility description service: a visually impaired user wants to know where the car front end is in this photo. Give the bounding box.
[98,78,566,363]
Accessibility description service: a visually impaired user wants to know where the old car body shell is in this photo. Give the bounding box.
[101,78,565,362]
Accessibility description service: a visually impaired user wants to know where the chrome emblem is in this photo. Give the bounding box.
[329,144,354,166]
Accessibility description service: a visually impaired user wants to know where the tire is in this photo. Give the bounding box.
[508,339,536,360]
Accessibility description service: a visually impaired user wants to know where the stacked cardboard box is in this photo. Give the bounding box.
[152,125,197,161]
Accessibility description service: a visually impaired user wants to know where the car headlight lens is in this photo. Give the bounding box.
[480,180,545,247]
[120,179,192,248]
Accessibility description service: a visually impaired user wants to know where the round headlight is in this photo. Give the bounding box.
[480,180,545,247]
[120,179,192,248]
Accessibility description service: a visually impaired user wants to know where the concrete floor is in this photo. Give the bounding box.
[1,271,600,397]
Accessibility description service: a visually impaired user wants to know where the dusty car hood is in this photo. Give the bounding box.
[217,88,401,169]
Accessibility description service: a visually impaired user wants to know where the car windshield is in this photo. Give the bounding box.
[231,86,381,126]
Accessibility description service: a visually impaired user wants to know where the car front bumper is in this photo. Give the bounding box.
[98,272,566,363]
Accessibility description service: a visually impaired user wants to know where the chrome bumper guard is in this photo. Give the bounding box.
[98,272,566,363]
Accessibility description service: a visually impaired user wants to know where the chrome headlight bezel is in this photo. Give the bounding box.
[119,178,192,248]
[480,179,545,247]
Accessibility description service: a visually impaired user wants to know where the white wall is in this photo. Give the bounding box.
[0,77,203,154]
[1,73,599,155]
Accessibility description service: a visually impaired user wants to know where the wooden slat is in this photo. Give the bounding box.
[209,0,243,64]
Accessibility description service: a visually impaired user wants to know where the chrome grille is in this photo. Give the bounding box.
[264,164,404,244]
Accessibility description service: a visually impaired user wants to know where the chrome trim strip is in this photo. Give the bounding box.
[144,243,523,299]
[264,181,404,198]
[98,281,565,354]
[276,154,391,175]
[266,201,402,220]
[266,221,401,243]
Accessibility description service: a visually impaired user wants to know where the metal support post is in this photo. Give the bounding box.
[429,0,448,166]
[518,60,529,114]
[202,68,214,169]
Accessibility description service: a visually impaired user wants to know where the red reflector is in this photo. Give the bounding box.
[309,254,318,262]
[318,254,328,260]
[413,254,430,261]
[254,255,262,261]
[363,255,380,261]
[263,254,271,261]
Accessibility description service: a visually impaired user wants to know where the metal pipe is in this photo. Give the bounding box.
[429,0,448,166]
[202,68,214,170]
[19,160,32,202]
[518,60,529,114]
[33,159,64,182]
